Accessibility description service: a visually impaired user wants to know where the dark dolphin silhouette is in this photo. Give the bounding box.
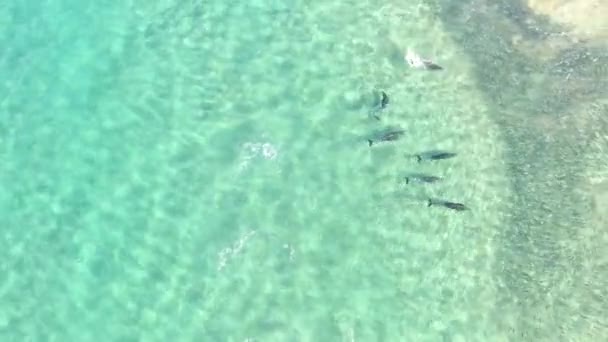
[368,129,405,146]
[428,198,468,211]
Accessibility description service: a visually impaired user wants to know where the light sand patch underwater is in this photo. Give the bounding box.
[527,0,608,43]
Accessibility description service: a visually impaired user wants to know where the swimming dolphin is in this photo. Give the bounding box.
[405,49,443,71]
[404,173,442,184]
[428,198,468,211]
[422,60,442,70]
[368,129,405,146]
[369,91,389,120]
[380,91,389,108]
[414,151,457,162]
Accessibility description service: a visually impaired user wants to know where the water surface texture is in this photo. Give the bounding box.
[1,0,607,341]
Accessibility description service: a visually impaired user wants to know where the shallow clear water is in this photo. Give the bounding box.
[1,0,607,341]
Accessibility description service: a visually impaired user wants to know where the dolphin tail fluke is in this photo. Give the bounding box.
[368,139,373,147]
[427,199,433,207]
[405,177,409,184]
[416,154,422,162]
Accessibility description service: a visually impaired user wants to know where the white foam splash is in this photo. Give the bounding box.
[405,48,427,69]
[261,143,278,160]
[283,243,295,261]
[238,141,279,171]
[217,230,257,271]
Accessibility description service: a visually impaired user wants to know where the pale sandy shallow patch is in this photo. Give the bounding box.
[527,0,608,42]
[501,0,608,61]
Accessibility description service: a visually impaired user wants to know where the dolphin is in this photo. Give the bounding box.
[405,48,443,71]
[422,60,442,70]
[368,129,405,146]
[414,151,457,162]
[404,173,442,184]
[369,91,390,120]
[428,198,468,211]
[380,91,389,108]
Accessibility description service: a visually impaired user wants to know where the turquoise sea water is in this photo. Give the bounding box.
[1,0,607,341]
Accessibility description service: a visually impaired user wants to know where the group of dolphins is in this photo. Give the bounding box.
[364,49,468,212]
